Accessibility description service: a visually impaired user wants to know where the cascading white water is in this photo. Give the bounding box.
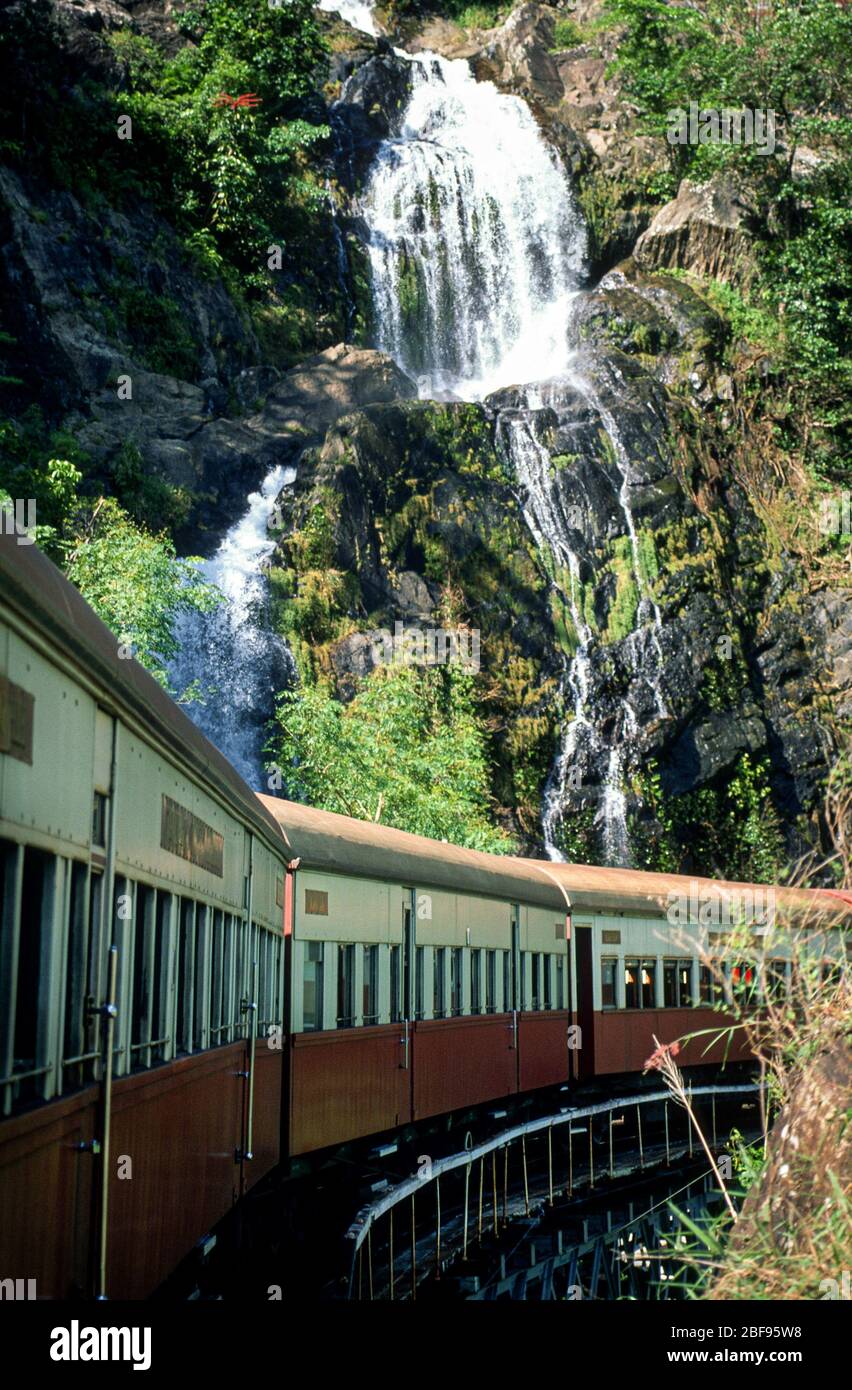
[361,51,586,398]
[498,407,636,864]
[567,368,668,721]
[168,467,296,789]
[353,26,667,863]
[498,413,595,859]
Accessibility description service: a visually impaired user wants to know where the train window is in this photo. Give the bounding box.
[471,949,482,1014]
[486,949,496,1014]
[555,955,564,1010]
[544,956,552,1010]
[209,909,224,1044]
[531,953,542,1011]
[518,953,527,1012]
[7,847,55,1109]
[624,960,639,1009]
[176,900,195,1055]
[303,941,323,1030]
[131,886,154,1067]
[502,951,511,1013]
[415,946,425,1020]
[390,945,401,1023]
[641,960,656,1009]
[151,894,171,1063]
[433,948,446,1019]
[92,792,107,848]
[193,906,209,1050]
[765,958,788,1002]
[821,958,843,987]
[601,957,618,1009]
[363,944,379,1025]
[450,947,463,1017]
[268,932,282,1031]
[678,960,693,1007]
[730,962,757,1002]
[698,963,718,1004]
[63,862,98,1090]
[663,959,693,1008]
[337,944,355,1028]
[130,888,172,1066]
[221,914,235,1044]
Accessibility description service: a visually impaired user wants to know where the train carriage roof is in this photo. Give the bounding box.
[0,528,286,854]
[523,860,852,928]
[257,796,566,910]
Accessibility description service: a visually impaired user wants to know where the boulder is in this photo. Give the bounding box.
[476,4,564,108]
[633,175,756,282]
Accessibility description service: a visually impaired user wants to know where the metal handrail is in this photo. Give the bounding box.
[94,946,118,1300]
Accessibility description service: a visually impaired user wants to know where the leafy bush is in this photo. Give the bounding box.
[66,499,221,691]
[269,660,515,852]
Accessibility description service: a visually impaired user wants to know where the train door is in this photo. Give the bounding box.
[574,924,595,1080]
[400,891,414,1068]
[510,903,520,1082]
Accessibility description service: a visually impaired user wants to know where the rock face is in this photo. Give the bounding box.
[0,166,258,412]
[634,175,757,282]
[73,345,416,553]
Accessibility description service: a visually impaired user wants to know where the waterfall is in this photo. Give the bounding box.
[318,0,378,35]
[168,467,296,790]
[352,28,671,863]
[361,51,586,398]
[496,406,634,865]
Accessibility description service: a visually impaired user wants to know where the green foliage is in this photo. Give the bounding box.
[270,661,515,852]
[0,410,87,560]
[112,287,198,380]
[553,804,599,864]
[632,751,785,881]
[550,18,589,52]
[0,0,330,303]
[603,535,640,643]
[601,0,852,389]
[110,441,193,534]
[65,499,221,692]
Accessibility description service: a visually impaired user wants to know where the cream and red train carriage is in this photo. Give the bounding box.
[0,525,848,1298]
[0,529,290,1298]
[257,798,573,1155]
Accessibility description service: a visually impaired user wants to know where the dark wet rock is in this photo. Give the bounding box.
[0,166,258,413]
[333,49,415,186]
[74,345,417,554]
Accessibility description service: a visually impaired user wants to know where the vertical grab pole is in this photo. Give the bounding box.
[96,946,118,1300]
[242,957,259,1162]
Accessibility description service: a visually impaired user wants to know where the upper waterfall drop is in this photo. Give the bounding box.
[317,0,378,36]
[361,50,587,399]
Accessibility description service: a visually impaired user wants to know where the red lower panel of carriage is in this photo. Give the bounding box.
[593,1008,750,1075]
[288,1024,412,1156]
[0,1044,281,1299]
[517,1010,572,1092]
[412,1015,517,1121]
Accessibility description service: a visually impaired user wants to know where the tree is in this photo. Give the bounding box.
[269,661,515,853]
[65,499,221,695]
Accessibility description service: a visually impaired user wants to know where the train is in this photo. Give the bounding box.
[1,525,848,1298]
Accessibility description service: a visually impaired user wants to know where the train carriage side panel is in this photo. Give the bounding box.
[517,904,571,1092]
[288,869,411,1155]
[412,890,517,1121]
[591,913,750,1075]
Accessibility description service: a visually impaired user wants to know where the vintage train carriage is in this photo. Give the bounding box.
[533,862,849,1079]
[0,529,289,1298]
[257,799,572,1155]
